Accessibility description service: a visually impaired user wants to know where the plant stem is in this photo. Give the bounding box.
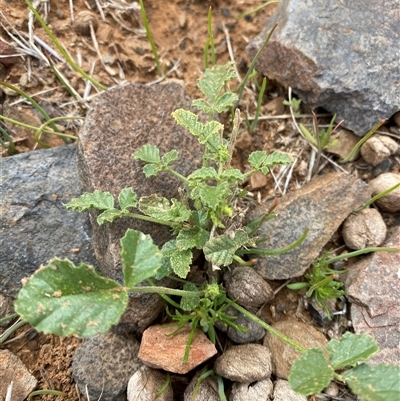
[0,81,61,134]
[340,119,386,163]
[237,228,309,256]
[138,0,162,76]
[126,285,205,297]
[355,183,400,212]
[164,166,189,183]
[231,302,306,352]
[236,23,278,105]
[325,247,398,265]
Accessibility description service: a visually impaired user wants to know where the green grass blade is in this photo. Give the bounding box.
[236,23,278,105]
[138,0,162,76]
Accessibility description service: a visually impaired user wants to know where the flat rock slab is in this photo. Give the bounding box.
[0,144,97,297]
[246,0,400,136]
[248,172,370,280]
[138,324,217,374]
[345,225,400,366]
[77,82,202,283]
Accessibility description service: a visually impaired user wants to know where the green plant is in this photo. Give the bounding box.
[138,0,162,76]
[289,331,400,399]
[204,7,216,68]
[13,62,399,401]
[287,247,396,319]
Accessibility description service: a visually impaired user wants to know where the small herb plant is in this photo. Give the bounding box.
[14,62,400,400]
[287,247,396,320]
[15,61,294,336]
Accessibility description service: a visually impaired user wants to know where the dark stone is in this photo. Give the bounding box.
[246,0,400,136]
[226,308,266,344]
[76,83,203,333]
[72,331,141,401]
[0,145,97,298]
[247,172,370,280]
[77,82,202,282]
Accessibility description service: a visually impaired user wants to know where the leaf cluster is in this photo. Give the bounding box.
[287,252,347,319]
[289,332,400,401]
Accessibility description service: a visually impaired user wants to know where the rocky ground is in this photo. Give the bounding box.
[1,1,399,400]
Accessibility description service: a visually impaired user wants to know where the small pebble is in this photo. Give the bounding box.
[324,382,340,397]
[360,134,398,166]
[74,11,98,36]
[342,208,387,249]
[368,173,400,212]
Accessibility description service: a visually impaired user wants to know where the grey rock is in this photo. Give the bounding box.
[0,295,14,327]
[247,172,370,280]
[223,266,274,308]
[77,83,203,334]
[127,366,173,401]
[72,331,142,401]
[184,370,220,401]
[0,350,37,401]
[226,308,266,344]
[273,379,307,401]
[368,173,400,213]
[263,319,327,379]
[230,379,273,401]
[345,225,400,366]
[342,208,387,250]
[214,344,272,383]
[246,0,400,136]
[0,144,97,297]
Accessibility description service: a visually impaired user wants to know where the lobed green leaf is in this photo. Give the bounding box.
[121,229,162,287]
[172,109,223,150]
[343,364,400,401]
[161,149,179,166]
[97,208,130,225]
[143,163,162,177]
[326,332,379,370]
[118,187,138,210]
[66,190,114,211]
[221,168,245,182]
[187,167,219,183]
[15,258,128,337]
[162,240,192,278]
[214,92,238,113]
[204,230,250,267]
[139,195,191,223]
[196,62,237,102]
[132,144,161,164]
[194,182,231,210]
[288,348,334,395]
[176,226,210,250]
[248,151,292,174]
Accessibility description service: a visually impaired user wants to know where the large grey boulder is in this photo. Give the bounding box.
[0,145,97,297]
[246,0,400,136]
